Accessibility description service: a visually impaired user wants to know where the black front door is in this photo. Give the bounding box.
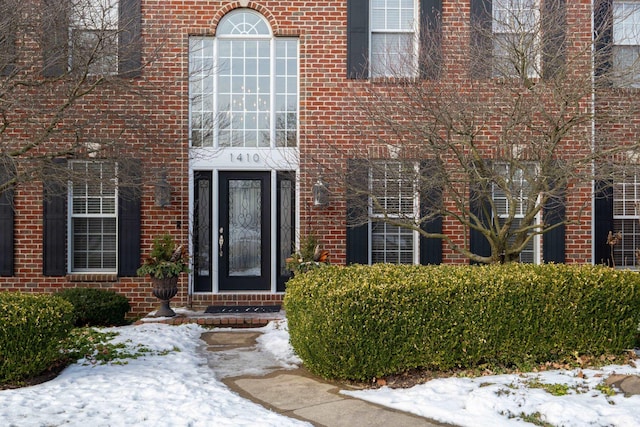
[218,172,271,291]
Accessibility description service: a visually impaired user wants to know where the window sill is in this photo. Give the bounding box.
[369,76,421,85]
[69,273,118,283]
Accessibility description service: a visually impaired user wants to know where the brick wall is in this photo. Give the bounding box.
[0,1,619,317]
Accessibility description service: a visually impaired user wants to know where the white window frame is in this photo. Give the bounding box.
[492,163,541,263]
[368,161,420,264]
[70,0,119,75]
[189,9,299,148]
[68,161,118,273]
[612,1,640,87]
[492,0,540,79]
[613,172,640,268]
[369,0,419,78]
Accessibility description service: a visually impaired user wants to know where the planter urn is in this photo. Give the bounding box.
[151,276,179,317]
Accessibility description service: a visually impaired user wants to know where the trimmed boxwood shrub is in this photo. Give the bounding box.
[0,292,75,384]
[56,288,131,327]
[284,264,640,381]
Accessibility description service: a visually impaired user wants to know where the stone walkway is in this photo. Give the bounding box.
[201,330,454,427]
[606,373,640,396]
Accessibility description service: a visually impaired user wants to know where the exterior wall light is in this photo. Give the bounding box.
[312,178,329,207]
[155,171,172,207]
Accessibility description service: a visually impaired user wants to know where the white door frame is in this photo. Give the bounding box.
[189,147,299,294]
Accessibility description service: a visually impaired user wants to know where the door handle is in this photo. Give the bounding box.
[218,227,224,257]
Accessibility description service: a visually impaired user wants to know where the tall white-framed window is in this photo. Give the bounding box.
[69,161,117,272]
[189,9,299,148]
[492,0,539,78]
[70,0,119,75]
[613,172,640,267]
[370,0,419,78]
[613,1,640,87]
[492,163,540,263]
[369,161,419,264]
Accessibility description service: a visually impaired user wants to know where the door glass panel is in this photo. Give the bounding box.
[193,171,212,292]
[196,178,211,277]
[229,179,262,276]
[279,179,293,276]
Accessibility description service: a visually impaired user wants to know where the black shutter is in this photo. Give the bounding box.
[542,0,567,80]
[0,4,17,77]
[542,184,566,263]
[469,182,492,263]
[346,159,369,264]
[43,159,67,276]
[42,0,69,77]
[0,164,14,276]
[594,180,614,266]
[419,0,442,79]
[594,0,613,78]
[470,0,492,79]
[117,159,141,276]
[419,160,442,264]
[346,0,369,79]
[118,0,142,78]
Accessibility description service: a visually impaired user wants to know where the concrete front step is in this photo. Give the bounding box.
[135,307,286,327]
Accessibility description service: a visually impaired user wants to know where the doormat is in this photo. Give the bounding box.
[205,305,281,314]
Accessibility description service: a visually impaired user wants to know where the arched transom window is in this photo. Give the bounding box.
[189,10,298,148]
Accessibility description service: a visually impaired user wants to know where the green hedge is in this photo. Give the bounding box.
[284,264,640,381]
[56,288,131,327]
[0,292,75,384]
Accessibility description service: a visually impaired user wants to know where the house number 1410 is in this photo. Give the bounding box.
[230,153,261,163]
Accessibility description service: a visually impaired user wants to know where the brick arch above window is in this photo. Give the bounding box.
[210,3,280,36]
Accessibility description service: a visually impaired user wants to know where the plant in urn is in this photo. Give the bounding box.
[137,234,189,317]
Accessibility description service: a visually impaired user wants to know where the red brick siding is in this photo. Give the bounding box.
[0,1,618,317]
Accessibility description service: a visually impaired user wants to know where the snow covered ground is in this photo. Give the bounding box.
[344,365,640,427]
[0,322,309,427]
[0,320,639,427]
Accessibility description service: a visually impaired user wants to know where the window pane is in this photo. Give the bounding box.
[218,39,273,148]
[493,164,538,263]
[371,3,387,29]
[371,33,414,77]
[369,162,418,264]
[492,0,539,79]
[371,0,414,31]
[72,217,117,271]
[492,33,537,78]
[370,0,416,77]
[614,2,640,45]
[70,162,117,272]
[613,219,640,267]
[71,0,119,75]
[510,218,535,263]
[87,198,102,214]
[371,222,414,264]
[189,15,298,148]
[612,45,640,87]
[275,39,298,147]
[217,10,270,35]
[614,175,640,216]
[494,0,538,31]
[371,162,416,215]
[71,29,118,75]
[189,37,215,147]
